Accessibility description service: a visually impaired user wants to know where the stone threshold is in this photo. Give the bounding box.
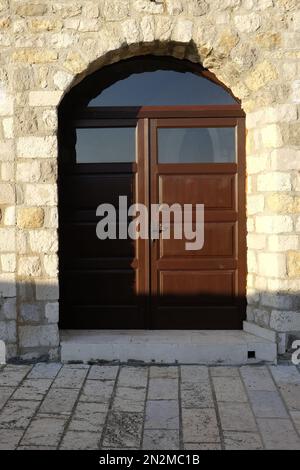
[60,328,277,365]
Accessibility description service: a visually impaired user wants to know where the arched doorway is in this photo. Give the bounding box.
[58,56,246,330]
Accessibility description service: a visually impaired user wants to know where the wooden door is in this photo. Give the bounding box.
[59,110,246,330]
[149,117,246,329]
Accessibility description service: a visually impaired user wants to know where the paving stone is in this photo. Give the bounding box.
[118,367,148,388]
[80,380,114,403]
[0,428,23,449]
[52,366,88,389]
[60,431,100,450]
[212,376,248,403]
[68,402,107,432]
[277,383,300,411]
[290,411,300,433]
[142,430,179,450]
[113,386,146,412]
[181,366,209,383]
[210,367,239,377]
[248,390,288,418]
[103,411,143,448]
[269,365,300,385]
[17,446,57,450]
[12,379,52,400]
[182,409,220,443]
[258,418,300,450]
[88,365,118,380]
[224,431,264,450]
[0,387,15,409]
[148,378,178,400]
[218,402,257,432]
[181,381,214,408]
[240,366,276,391]
[20,415,67,447]
[27,363,62,380]
[150,366,178,379]
[145,400,179,430]
[64,364,89,369]
[0,400,39,429]
[184,443,221,450]
[39,387,79,414]
[0,365,31,387]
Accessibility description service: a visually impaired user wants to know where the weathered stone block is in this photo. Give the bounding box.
[268,235,299,252]
[18,256,42,277]
[256,215,293,234]
[29,91,62,107]
[287,252,300,277]
[258,252,286,277]
[257,173,291,192]
[270,310,300,332]
[12,49,58,64]
[24,184,57,206]
[45,302,59,324]
[17,207,44,229]
[19,324,59,348]
[17,136,57,158]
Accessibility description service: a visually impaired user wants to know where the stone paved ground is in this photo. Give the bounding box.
[0,363,299,450]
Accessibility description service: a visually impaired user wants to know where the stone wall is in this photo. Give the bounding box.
[0,0,299,360]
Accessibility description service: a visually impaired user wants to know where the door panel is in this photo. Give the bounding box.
[150,117,246,329]
[59,120,148,329]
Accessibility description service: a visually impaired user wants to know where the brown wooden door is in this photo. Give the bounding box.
[149,117,246,329]
[59,111,246,329]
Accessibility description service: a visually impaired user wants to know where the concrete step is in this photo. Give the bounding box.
[60,330,277,365]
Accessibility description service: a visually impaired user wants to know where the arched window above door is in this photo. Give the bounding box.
[62,56,239,112]
[88,69,237,107]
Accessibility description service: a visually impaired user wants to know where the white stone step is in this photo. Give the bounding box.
[60,330,277,365]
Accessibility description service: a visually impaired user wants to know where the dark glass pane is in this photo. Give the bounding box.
[88,71,236,107]
[158,127,236,163]
[75,128,135,163]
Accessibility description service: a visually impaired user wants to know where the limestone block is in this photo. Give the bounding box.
[18,256,42,277]
[16,161,40,182]
[270,149,300,171]
[245,62,278,91]
[268,235,299,252]
[17,207,44,229]
[0,228,15,251]
[35,279,59,300]
[270,310,300,332]
[260,125,283,149]
[53,70,73,91]
[45,302,59,324]
[258,252,286,277]
[3,206,15,226]
[29,229,58,253]
[0,273,16,297]
[17,136,57,158]
[102,0,130,20]
[172,19,193,42]
[234,13,261,33]
[16,3,47,17]
[24,184,57,206]
[166,0,183,15]
[132,0,164,15]
[287,252,300,277]
[19,324,59,348]
[257,173,291,192]
[256,215,293,234]
[43,254,58,277]
[12,49,58,64]
[29,91,62,107]
[247,195,264,215]
[1,254,16,273]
